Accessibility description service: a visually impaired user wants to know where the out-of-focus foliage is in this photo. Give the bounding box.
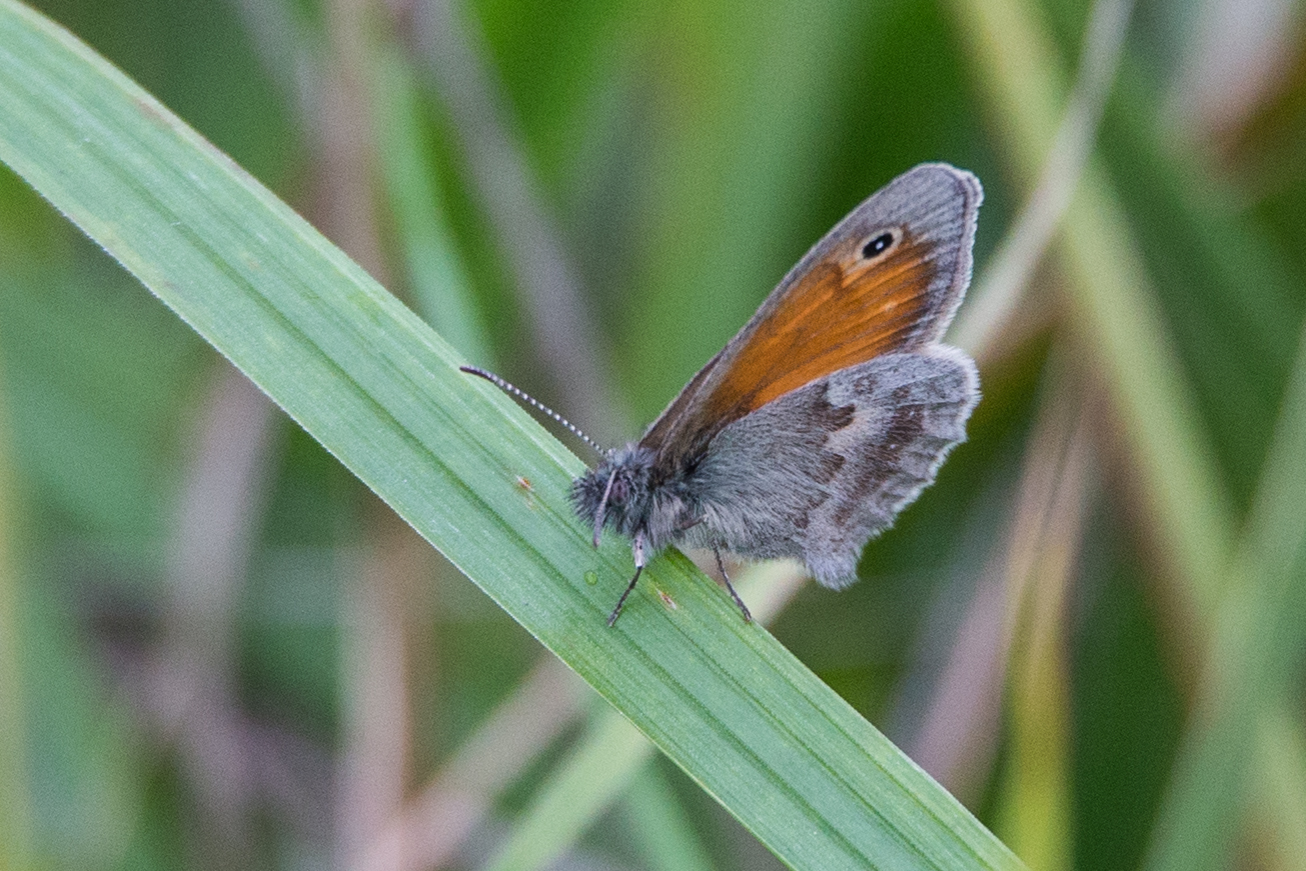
[0,0,1304,869]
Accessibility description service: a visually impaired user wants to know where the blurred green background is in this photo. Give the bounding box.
[1,0,1305,869]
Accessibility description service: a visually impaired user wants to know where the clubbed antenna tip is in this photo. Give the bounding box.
[460,366,609,457]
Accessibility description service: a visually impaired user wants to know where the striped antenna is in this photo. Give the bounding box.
[460,366,609,457]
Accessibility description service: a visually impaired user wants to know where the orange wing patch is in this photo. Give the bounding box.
[705,231,936,421]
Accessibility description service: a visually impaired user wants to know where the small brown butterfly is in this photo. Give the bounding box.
[467,163,981,625]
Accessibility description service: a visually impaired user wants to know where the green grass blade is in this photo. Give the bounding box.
[1145,317,1306,871]
[486,707,655,871]
[623,765,718,871]
[950,0,1306,866]
[0,2,1020,867]
[950,0,1237,618]
[1254,711,1306,869]
[370,43,490,364]
[485,564,807,869]
[0,377,33,870]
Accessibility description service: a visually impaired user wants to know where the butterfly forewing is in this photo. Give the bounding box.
[716,231,939,412]
[642,164,981,472]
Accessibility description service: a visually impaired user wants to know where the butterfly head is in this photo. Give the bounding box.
[571,445,658,548]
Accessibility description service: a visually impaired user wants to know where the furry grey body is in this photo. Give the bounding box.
[570,163,983,605]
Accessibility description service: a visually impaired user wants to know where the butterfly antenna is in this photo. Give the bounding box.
[460,366,609,457]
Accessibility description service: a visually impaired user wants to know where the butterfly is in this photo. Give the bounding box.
[468,163,981,625]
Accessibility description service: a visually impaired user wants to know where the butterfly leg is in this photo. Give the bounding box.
[606,566,643,627]
[607,532,648,627]
[713,545,752,623]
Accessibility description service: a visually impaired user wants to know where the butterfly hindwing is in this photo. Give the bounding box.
[801,347,978,586]
[680,349,978,586]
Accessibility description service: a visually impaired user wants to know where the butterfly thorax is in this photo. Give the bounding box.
[571,444,698,549]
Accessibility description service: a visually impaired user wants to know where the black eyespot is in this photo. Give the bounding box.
[862,232,894,260]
